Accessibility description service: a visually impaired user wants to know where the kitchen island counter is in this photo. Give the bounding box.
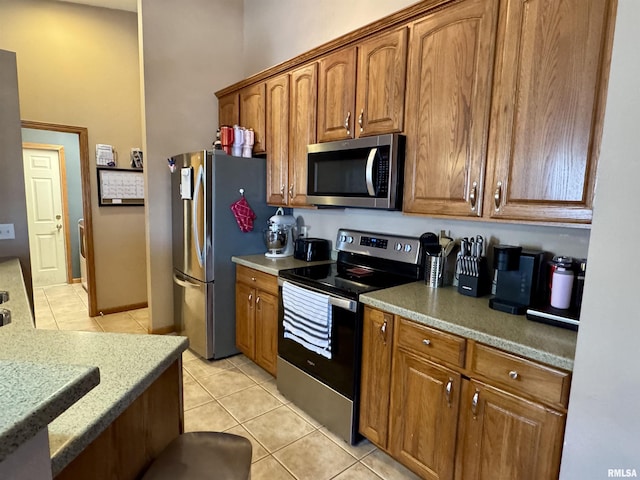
[0,258,188,477]
[361,282,577,370]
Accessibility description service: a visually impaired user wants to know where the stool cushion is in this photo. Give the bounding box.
[141,432,252,480]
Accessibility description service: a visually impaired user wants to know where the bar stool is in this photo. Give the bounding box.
[140,432,252,480]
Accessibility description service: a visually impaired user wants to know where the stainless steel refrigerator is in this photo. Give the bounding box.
[171,150,272,359]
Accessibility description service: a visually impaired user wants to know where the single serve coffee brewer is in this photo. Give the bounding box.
[489,245,550,315]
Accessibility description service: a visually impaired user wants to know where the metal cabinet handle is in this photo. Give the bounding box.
[422,339,431,346]
[445,378,453,406]
[0,291,9,304]
[471,390,480,417]
[509,370,519,380]
[56,224,62,231]
[251,277,256,282]
[345,111,351,136]
[494,181,502,211]
[289,183,295,200]
[256,296,261,309]
[469,181,478,211]
[280,184,285,199]
[380,316,390,343]
[248,293,253,303]
[0,308,11,326]
[358,108,364,132]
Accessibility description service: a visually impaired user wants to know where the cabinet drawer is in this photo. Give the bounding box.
[236,265,278,295]
[468,342,571,407]
[395,317,465,367]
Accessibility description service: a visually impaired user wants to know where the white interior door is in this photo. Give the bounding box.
[22,147,67,287]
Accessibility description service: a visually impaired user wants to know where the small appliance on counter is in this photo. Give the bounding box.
[456,235,490,297]
[420,232,456,288]
[526,257,586,331]
[264,208,297,258]
[489,245,550,315]
[294,237,331,262]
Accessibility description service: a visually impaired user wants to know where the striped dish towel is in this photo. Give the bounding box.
[282,281,333,359]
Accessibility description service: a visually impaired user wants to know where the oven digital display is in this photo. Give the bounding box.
[360,236,388,249]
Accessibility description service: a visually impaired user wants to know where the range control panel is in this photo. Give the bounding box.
[336,229,422,265]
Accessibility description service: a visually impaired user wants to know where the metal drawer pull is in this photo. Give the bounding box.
[471,390,479,417]
[380,319,387,342]
[422,339,431,346]
[445,378,453,406]
[358,109,364,132]
[508,370,519,380]
[345,111,351,136]
[251,277,256,281]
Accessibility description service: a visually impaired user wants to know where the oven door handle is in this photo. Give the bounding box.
[278,278,358,313]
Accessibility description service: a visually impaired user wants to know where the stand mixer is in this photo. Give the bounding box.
[264,208,296,258]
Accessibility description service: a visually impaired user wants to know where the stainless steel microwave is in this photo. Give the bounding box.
[306,134,405,210]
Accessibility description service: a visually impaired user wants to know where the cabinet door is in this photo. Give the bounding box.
[266,74,290,205]
[403,0,498,217]
[455,379,566,480]
[235,282,255,359]
[239,83,266,154]
[484,0,614,223]
[218,92,239,127]
[254,290,278,376]
[359,308,394,449]
[288,63,317,206]
[389,349,461,480]
[317,47,356,142]
[356,27,408,137]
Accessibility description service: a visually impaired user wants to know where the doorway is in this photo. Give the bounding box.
[21,120,99,317]
[22,143,71,287]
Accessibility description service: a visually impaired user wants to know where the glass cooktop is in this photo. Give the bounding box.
[278,262,419,300]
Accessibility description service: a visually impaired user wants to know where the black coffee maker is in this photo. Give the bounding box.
[489,245,550,315]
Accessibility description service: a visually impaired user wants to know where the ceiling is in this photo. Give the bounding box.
[54,0,137,12]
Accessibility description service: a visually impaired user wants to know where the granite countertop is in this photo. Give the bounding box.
[0,360,99,463]
[232,253,334,275]
[0,258,188,474]
[361,282,577,371]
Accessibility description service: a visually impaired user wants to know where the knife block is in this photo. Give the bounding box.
[457,257,490,297]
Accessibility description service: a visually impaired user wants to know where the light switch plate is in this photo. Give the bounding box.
[0,224,16,240]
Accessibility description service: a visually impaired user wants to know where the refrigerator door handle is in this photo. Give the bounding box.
[173,272,201,289]
[192,165,205,267]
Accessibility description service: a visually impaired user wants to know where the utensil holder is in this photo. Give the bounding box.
[457,256,490,297]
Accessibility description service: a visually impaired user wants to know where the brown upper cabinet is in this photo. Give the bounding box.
[218,92,239,127]
[317,28,408,142]
[216,0,615,224]
[484,0,615,223]
[266,74,290,205]
[239,83,266,154]
[287,63,318,206]
[403,0,499,218]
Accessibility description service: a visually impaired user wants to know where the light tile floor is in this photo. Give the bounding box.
[34,283,420,480]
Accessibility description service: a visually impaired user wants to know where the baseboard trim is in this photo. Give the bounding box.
[150,325,175,335]
[98,302,148,315]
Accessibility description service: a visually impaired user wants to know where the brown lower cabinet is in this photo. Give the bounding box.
[235,265,278,376]
[359,306,569,480]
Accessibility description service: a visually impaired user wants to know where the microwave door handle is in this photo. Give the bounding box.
[365,148,377,196]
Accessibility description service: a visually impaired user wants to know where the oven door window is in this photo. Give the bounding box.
[307,146,389,198]
[278,295,362,400]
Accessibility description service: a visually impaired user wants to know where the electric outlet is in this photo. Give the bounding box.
[0,224,16,240]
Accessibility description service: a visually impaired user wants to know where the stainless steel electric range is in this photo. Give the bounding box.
[277,228,424,444]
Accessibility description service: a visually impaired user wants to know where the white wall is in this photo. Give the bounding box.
[560,1,640,476]
[243,0,418,76]
[139,0,244,331]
